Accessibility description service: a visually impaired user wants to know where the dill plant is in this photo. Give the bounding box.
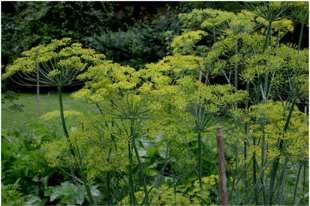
[71,48,248,205]
[165,2,308,205]
[2,38,106,205]
[140,57,248,205]
[73,62,158,205]
[4,2,308,205]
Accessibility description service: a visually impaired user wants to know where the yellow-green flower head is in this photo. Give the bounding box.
[147,55,203,80]
[171,30,208,54]
[40,110,82,122]
[272,19,294,33]
[200,9,235,28]
[2,37,106,87]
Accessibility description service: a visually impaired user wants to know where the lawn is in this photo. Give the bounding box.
[1,92,93,131]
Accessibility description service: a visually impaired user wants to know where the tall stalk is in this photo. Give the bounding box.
[127,138,135,206]
[263,21,272,51]
[235,44,238,91]
[255,21,272,105]
[292,165,303,205]
[256,21,271,204]
[253,136,259,205]
[298,24,304,52]
[213,25,216,44]
[263,72,269,104]
[255,74,262,104]
[198,132,204,206]
[278,157,289,205]
[268,98,296,205]
[216,126,228,205]
[303,166,306,192]
[131,119,150,205]
[80,165,95,205]
[58,86,76,158]
[244,82,250,160]
[106,148,112,202]
[261,133,267,204]
[58,86,69,137]
[96,103,117,204]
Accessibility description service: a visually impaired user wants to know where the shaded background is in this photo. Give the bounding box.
[1,1,308,93]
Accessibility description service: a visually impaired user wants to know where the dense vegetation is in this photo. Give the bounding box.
[1,2,309,205]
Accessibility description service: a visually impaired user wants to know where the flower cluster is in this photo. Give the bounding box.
[2,38,105,87]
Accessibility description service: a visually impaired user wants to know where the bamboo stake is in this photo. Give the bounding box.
[216,126,228,206]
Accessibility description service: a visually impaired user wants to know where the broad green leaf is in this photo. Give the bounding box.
[158,145,168,159]
[155,135,165,143]
[147,148,159,157]
[140,138,155,149]
[144,168,157,176]
[135,147,147,157]
[75,194,85,205]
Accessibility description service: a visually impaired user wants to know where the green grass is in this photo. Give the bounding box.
[1,92,94,131]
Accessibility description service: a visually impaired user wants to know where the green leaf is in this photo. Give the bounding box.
[41,175,50,189]
[164,176,174,184]
[135,146,147,157]
[155,135,165,143]
[61,195,72,204]
[90,185,102,204]
[144,168,157,176]
[50,190,64,202]
[44,188,52,197]
[23,195,44,205]
[147,148,159,157]
[32,174,39,182]
[140,138,155,149]
[45,181,101,205]
[75,194,85,205]
[185,176,198,183]
[24,166,29,176]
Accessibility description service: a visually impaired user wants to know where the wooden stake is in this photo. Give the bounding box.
[37,66,39,118]
[216,126,228,205]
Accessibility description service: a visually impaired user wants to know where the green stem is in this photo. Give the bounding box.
[263,21,272,51]
[106,148,111,203]
[292,165,303,205]
[198,132,204,206]
[80,167,95,205]
[261,124,267,204]
[253,138,259,205]
[229,156,253,201]
[154,140,171,188]
[115,172,119,203]
[298,24,304,53]
[58,86,75,158]
[58,86,69,137]
[272,22,296,46]
[213,25,216,44]
[235,44,238,91]
[278,157,289,205]
[263,72,269,104]
[303,165,306,192]
[131,120,149,205]
[244,82,250,160]
[268,99,296,205]
[75,142,95,205]
[128,138,135,206]
[256,74,262,104]
[283,99,297,133]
